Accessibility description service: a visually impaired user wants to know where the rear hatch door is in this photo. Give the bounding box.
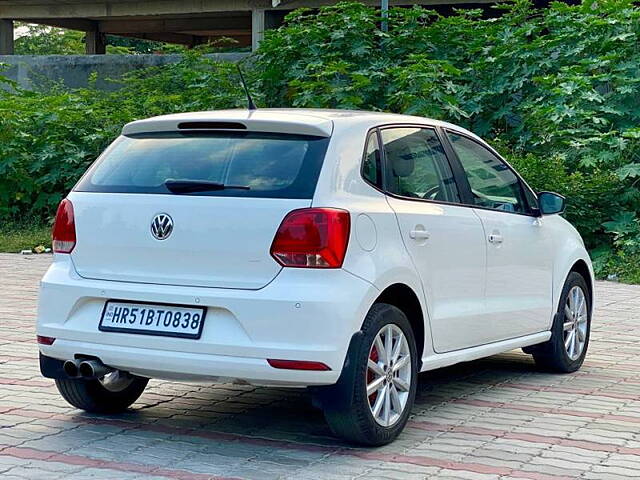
[70,129,330,290]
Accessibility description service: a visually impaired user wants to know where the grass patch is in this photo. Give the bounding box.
[0,222,50,253]
[598,252,640,285]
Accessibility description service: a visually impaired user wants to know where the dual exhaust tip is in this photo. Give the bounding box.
[63,358,113,379]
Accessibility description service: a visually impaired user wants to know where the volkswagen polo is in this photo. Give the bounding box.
[37,109,593,445]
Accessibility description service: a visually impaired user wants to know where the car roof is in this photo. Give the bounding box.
[122,108,477,140]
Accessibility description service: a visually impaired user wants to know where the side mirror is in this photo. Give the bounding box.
[538,191,565,215]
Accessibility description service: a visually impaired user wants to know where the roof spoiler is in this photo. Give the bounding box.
[123,115,333,137]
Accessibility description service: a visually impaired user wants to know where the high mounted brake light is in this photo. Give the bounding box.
[270,208,350,268]
[52,199,76,254]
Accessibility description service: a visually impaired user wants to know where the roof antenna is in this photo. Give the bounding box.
[236,65,257,111]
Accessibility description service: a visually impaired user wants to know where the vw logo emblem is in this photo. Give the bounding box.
[151,213,174,241]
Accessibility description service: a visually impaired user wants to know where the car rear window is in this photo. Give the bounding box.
[75,132,330,199]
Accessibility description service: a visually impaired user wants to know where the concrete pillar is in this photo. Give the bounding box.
[251,10,280,51]
[86,31,106,54]
[251,9,265,52]
[0,19,14,55]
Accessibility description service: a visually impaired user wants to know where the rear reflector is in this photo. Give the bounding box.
[37,335,56,346]
[270,208,350,268]
[52,198,76,254]
[267,359,331,371]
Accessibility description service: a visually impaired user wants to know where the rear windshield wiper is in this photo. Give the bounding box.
[164,180,251,194]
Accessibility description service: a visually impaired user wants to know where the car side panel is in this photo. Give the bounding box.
[546,215,595,327]
[387,196,488,353]
[473,208,554,339]
[312,118,594,375]
[311,121,437,363]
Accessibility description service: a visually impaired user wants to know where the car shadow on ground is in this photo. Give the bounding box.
[68,351,542,450]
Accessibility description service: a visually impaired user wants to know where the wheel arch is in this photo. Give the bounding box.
[373,283,425,367]
[569,259,594,310]
[550,250,594,333]
[548,216,594,329]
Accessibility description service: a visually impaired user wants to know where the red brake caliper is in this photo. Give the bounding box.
[367,346,379,404]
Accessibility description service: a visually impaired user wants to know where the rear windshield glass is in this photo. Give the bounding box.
[75,132,330,199]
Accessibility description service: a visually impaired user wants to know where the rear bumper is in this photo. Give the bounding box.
[37,255,379,386]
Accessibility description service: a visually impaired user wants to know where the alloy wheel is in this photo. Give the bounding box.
[563,285,588,361]
[366,324,412,427]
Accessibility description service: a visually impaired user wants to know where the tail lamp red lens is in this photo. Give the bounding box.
[270,208,350,268]
[267,359,331,371]
[52,198,76,254]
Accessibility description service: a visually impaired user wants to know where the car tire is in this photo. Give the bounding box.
[55,373,148,413]
[530,272,591,373]
[320,303,418,446]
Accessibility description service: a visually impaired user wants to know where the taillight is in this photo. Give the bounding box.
[37,335,56,345]
[270,208,350,268]
[52,199,76,254]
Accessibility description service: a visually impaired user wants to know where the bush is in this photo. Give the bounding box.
[0,52,247,219]
[1,0,639,280]
[0,220,50,253]
[254,0,640,280]
[506,150,626,250]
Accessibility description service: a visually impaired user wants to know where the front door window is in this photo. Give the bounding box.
[447,132,528,214]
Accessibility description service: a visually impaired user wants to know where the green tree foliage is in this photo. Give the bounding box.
[104,35,185,54]
[1,1,639,280]
[255,0,640,279]
[15,23,85,55]
[0,53,246,219]
[15,22,190,55]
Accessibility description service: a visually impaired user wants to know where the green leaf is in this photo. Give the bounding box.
[617,164,640,180]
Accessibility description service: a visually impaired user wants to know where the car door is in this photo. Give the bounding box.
[380,126,489,353]
[444,130,553,340]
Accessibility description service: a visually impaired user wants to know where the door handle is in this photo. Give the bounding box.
[488,233,503,244]
[410,229,430,240]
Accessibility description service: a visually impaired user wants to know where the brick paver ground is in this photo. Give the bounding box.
[1,253,639,480]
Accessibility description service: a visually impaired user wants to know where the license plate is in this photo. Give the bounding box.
[99,301,207,339]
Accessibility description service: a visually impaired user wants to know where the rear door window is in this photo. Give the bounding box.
[381,127,460,203]
[76,132,330,199]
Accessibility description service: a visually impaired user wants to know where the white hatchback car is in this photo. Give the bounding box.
[37,109,593,445]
